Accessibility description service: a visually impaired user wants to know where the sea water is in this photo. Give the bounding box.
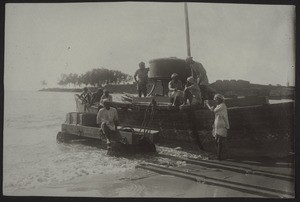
[3,91,197,195]
[3,91,141,194]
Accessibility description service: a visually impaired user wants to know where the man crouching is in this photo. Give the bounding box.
[96,99,119,153]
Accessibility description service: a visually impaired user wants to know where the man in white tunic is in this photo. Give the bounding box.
[96,99,119,144]
[205,94,229,160]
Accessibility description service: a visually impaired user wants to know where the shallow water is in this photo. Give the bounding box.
[3,91,139,194]
[3,91,206,195]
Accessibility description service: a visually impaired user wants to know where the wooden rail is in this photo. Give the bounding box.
[158,154,294,181]
[137,161,294,198]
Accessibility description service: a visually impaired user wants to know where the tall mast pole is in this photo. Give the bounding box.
[184,2,191,57]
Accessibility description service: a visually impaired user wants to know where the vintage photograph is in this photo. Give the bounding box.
[3,1,295,198]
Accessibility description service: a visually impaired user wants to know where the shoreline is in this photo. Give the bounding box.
[38,81,295,100]
[5,144,294,198]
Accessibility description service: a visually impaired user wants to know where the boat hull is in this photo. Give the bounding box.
[74,96,294,158]
[58,112,159,154]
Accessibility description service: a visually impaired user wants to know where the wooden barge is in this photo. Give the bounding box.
[58,58,294,158]
[72,94,294,158]
[57,107,159,154]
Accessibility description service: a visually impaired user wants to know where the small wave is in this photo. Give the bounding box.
[3,141,142,194]
[3,92,211,195]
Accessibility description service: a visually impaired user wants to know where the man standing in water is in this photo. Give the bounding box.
[97,99,119,148]
[134,61,149,97]
[186,56,212,100]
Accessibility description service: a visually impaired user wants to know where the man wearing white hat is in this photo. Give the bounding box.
[205,94,230,160]
[97,99,119,145]
[168,73,184,106]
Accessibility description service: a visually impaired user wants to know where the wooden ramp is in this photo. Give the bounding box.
[137,155,294,198]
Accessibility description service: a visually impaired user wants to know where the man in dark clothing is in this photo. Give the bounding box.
[79,87,91,104]
[134,62,149,97]
[186,56,215,100]
[91,88,103,104]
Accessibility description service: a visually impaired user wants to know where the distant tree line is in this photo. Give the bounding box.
[57,68,133,87]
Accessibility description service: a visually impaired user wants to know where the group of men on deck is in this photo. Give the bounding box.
[133,56,229,160]
[78,87,112,106]
[78,56,229,159]
[78,87,118,148]
[78,86,116,147]
[81,56,212,108]
[134,56,213,107]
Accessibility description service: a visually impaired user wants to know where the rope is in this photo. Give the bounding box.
[144,106,155,135]
[144,99,156,135]
[138,104,151,135]
[138,99,156,137]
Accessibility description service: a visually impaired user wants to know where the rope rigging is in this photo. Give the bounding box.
[138,98,157,137]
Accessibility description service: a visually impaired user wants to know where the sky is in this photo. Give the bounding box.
[4,2,295,91]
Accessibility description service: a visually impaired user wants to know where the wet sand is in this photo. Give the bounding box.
[11,167,267,197]
[7,146,294,198]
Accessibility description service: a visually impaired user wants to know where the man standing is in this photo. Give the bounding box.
[134,62,149,97]
[185,56,211,100]
[205,94,230,160]
[97,99,119,146]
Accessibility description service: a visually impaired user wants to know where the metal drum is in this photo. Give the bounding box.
[148,57,190,82]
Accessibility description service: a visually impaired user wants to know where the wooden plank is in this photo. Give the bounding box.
[138,164,294,198]
[225,96,268,108]
[77,95,271,113]
[78,113,97,127]
[61,124,159,145]
[62,124,104,140]
[136,164,291,198]
[69,112,78,125]
[132,96,170,104]
[72,101,294,132]
[162,154,294,180]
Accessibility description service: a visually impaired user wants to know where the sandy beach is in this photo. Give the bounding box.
[11,167,264,198]
[9,152,294,198]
